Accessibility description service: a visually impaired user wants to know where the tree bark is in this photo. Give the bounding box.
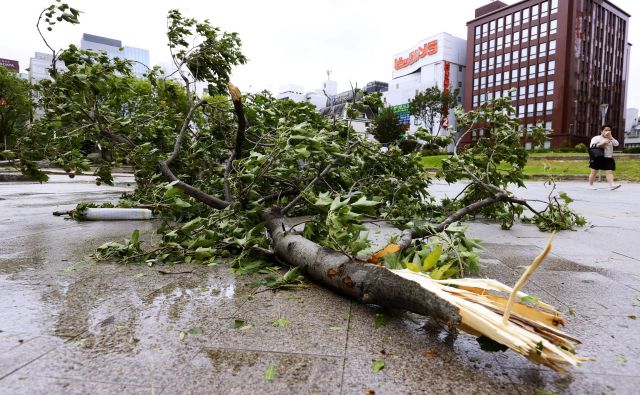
[263,208,461,325]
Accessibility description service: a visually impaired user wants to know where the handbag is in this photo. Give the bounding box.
[588,144,604,159]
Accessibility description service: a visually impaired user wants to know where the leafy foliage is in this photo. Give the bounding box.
[409,86,459,137]
[0,66,32,152]
[17,3,584,287]
[370,106,405,144]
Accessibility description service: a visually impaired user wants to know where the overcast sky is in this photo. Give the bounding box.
[2,0,639,109]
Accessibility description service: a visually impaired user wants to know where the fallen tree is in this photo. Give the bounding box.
[10,2,588,372]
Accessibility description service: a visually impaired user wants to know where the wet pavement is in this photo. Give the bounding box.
[0,175,639,394]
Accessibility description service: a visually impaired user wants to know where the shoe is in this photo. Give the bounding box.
[588,185,597,190]
[610,185,621,190]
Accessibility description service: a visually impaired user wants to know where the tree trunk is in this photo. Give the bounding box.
[263,208,461,325]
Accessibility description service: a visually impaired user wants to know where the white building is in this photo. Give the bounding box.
[80,33,150,78]
[624,108,640,148]
[28,52,66,84]
[276,84,306,102]
[383,32,467,136]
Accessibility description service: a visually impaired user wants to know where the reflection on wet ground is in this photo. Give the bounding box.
[1,178,639,394]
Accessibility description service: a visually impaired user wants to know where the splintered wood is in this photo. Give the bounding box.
[392,233,590,373]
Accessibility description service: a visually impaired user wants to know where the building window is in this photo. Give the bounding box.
[459,65,463,72]
[498,17,504,32]
[511,68,518,83]
[514,31,520,45]
[530,45,537,60]
[539,42,547,57]
[497,36,503,51]
[496,73,502,85]
[482,23,489,37]
[540,22,548,37]
[546,100,553,114]
[522,28,529,42]
[525,141,532,150]
[519,105,525,117]
[497,54,503,66]
[541,1,549,17]
[487,91,493,101]
[523,8,530,23]
[475,43,480,56]
[551,0,558,14]
[546,80,554,95]
[520,66,527,81]
[475,26,481,39]
[458,81,462,88]
[480,76,486,89]
[503,70,510,82]
[482,41,488,54]
[489,57,495,70]
[480,93,486,104]
[514,11,521,26]
[548,60,556,75]
[528,84,535,98]
[504,52,511,66]
[505,34,512,47]
[545,121,552,131]
[538,62,546,77]
[529,65,536,79]
[481,59,487,71]
[519,86,526,99]
[474,61,480,72]
[490,20,496,35]
[489,38,495,52]
[521,47,528,62]
[549,40,556,55]
[473,78,479,88]
[488,75,494,87]
[531,25,538,40]
[527,103,534,116]
[550,19,557,35]
[512,49,519,64]
[506,14,512,28]
[531,4,539,21]
[536,102,544,115]
[537,82,544,97]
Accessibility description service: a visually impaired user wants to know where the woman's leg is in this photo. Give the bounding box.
[588,169,598,185]
[605,170,614,187]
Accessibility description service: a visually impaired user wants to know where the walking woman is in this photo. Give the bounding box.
[588,124,620,190]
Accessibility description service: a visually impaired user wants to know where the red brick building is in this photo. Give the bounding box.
[464,0,630,148]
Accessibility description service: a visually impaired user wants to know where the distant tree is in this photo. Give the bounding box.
[409,86,459,137]
[0,66,31,151]
[370,106,405,144]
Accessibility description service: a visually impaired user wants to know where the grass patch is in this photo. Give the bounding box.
[420,154,640,182]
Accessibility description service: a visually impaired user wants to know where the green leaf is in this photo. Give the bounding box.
[371,359,385,373]
[194,247,215,260]
[188,327,203,335]
[271,318,290,327]
[174,197,192,208]
[520,295,541,304]
[264,363,276,381]
[374,313,389,329]
[422,244,442,271]
[234,319,245,329]
[405,262,422,272]
[351,196,380,207]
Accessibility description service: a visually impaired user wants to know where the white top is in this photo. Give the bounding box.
[590,135,619,158]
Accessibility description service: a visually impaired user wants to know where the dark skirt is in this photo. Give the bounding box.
[589,157,616,171]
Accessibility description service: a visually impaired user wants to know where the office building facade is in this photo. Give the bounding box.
[80,33,150,78]
[464,0,630,148]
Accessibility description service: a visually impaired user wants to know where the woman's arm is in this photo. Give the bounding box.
[611,138,619,147]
